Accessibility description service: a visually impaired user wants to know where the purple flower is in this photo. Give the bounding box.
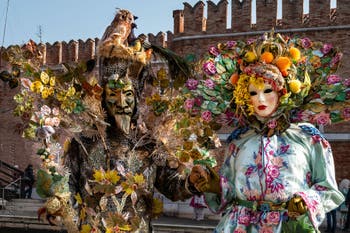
[343,78,350,87]
[201,110,212,122]
[327,74,341,84]
[185,78,199,90]
[246,38,256,45]
[204,79,215,89]
[226,40,237,49]
[301,37,312,48]
[184,99,195,111]
[343,108,350,119]
[330,52,343,67]
[202,61,217,75]
[346,90,350,100]
[208,46,220,56]
[321,43,333,54]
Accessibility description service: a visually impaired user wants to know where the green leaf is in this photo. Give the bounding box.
[36,169,53,198]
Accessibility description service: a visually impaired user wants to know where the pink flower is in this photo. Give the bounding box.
[208,46,220,56]
[20,78,32,89]
[52,107,60,116]
[184,99,195,111]
[238,213,251,226]
[342,108,350,120]
[327,74,342,84]
[194,97,202,106]
[330,52,343,67]
[202,61,217,75]
[247,38,256,45]
[227,40,237,49]
[301,37,312,48]
[267,165,280,179]
[259,225,274,233]
[45,117,60,127]
[266,212,280,225]
[267,119,277,129]
[204,79,215,89]
[343,78,350,87]
[185,79,199,90]
[321,43,333,54]
[201,110,212,122]
[40,105,51,116]
[312,112,331,125]
[234,227,246,233]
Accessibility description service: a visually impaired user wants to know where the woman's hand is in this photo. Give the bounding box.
[288,196,308,218]
[189,165,220,194]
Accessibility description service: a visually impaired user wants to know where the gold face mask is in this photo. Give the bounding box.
[104,78,135,135]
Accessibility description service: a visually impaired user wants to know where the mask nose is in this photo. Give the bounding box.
[258,92,266,103]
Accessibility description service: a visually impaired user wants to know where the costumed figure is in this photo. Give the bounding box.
[0,9,194,233]
[186,31,349,233]
[63,9,193,233]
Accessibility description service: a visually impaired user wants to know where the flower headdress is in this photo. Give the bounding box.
[184,30,349,136]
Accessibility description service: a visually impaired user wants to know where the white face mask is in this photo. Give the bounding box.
[248,82,279,118]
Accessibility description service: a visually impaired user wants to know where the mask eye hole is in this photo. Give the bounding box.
[264,88,273,94]
[249,91,257,96]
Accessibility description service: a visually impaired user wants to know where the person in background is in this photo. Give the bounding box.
[338,179,350,230]
[343,186,350,231]
[190,194,206,220]
[23,164,35,199]
[326,208,337,233]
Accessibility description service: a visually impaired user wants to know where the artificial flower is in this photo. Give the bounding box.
[275,57,291,73]
[260,51,274,64]
[289,47,301,61]
[30,81,43,93]
[244,51,257,63]
[40,71,50,84]
[289,79,302,94]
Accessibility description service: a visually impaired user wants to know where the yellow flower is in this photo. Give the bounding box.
[118,225,132,231]
[244,51,257,63]
[289,47,301,61]
[30,81,43,93]
[66,86,76,97]
[80,224,91,233]
[40,71,50,84]
[41,87,50,99]
[105,228,113,233]
[49,76,56,86]
[74,193,83,205]
[105,170,120,184]
[121,181,134,195]
[134,174,145,186]
[289,79,302,93]
[93,169,105,182]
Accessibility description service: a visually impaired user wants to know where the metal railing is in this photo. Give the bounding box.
[1,177,22,208]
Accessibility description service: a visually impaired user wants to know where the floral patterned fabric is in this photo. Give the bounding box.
[204,123,344,233]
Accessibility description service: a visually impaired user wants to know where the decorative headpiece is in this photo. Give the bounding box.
[183,30,349,135]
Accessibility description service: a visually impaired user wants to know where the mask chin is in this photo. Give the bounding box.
[114,114,131,135]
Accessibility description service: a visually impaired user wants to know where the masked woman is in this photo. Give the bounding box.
[188,32,348,233]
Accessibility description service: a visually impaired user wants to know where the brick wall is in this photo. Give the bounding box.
[0,1,349,180]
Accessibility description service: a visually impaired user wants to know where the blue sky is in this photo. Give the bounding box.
[0,0,208,47]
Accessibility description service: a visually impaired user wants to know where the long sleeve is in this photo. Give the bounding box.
[294,124,344,228]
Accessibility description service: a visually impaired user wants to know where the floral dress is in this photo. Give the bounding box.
[204,123,344,233]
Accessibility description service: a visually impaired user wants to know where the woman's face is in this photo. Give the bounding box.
[248,82,279,118]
